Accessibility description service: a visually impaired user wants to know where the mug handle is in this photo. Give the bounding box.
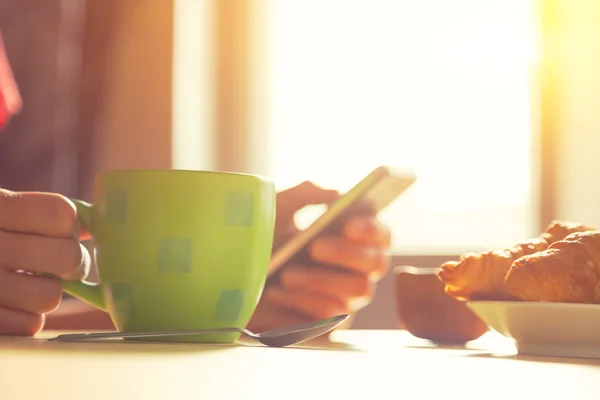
[59,199,108,311]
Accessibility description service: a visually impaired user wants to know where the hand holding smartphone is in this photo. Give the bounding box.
[267,166,417,278]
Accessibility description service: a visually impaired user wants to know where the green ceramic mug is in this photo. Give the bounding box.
[60,169,276,343]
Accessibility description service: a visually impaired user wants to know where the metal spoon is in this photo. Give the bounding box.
[48,314,350,347]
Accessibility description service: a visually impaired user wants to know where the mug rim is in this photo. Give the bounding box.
[99,168,273,182]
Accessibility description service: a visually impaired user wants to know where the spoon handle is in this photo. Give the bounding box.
[49,327,243,342]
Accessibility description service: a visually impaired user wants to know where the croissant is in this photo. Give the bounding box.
[539,220,596,246]
[437,220,594,301]
[505,230,600,303]
[438,239,547,301]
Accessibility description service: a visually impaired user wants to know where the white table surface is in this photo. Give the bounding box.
[2,329,600,400]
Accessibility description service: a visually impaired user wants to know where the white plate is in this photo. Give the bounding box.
[467,301,600,359]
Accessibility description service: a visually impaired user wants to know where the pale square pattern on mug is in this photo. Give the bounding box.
[110,283,136,317]
[105,190,128,223]
[224,192,254,226]
[157,238,193,273]
[212,289,244,321]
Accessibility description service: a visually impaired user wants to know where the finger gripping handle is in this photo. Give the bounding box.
[59,199,106,311]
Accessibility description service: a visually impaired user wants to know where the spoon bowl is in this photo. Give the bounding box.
[49,314,350,347]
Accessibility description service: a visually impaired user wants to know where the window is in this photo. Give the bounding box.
[265,0,538,254]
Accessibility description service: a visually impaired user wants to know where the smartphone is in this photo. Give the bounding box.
[267,165,417,277]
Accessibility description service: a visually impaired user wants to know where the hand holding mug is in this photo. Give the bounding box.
[0,170,277,343]
[0,189,90,335]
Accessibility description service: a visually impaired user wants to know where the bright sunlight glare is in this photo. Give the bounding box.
[266,0,537,254]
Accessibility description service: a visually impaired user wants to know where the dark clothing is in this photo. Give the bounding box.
[0,0,117,200]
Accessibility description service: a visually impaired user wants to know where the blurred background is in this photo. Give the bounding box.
[0,0,599,328]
